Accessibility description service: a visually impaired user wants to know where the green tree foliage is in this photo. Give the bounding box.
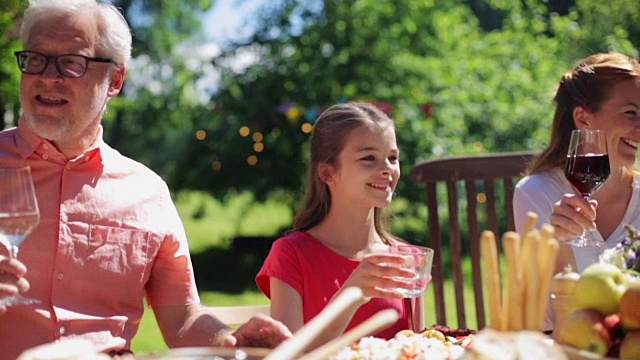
[0,0,25,127]
[177,1,553,195]
[170,0,637,237]
[102,0,214,181]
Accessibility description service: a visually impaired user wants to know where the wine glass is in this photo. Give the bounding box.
[0,166,40,306]
[564,129,611,247]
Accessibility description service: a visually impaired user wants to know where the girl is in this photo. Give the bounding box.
[256,102,424,349]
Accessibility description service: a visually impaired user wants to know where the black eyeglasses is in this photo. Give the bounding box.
[14,51,117,78]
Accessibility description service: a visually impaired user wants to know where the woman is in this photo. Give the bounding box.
[514,52,640,273]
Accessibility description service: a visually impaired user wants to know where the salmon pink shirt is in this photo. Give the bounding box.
[0,122,200,360]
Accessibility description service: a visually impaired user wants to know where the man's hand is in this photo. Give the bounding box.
[225,314,292,348]
[0,255,30,314]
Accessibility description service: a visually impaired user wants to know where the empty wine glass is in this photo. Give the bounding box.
[0,166,40,306]
[564,129,611,247]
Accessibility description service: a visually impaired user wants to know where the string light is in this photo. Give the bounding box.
[239,126,250,137]
[247,155,258,165]
[212,161,222,171]
[477,193,487,203]
[252,132,263,142]
[195,129,207,140]
[301,123,313,133]
[254,142,264,152]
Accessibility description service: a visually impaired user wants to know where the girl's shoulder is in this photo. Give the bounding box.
[272,231,325,251]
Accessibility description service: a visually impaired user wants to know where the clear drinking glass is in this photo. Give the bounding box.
[564,129,611,247]
[388,245,434,297]
[0,166,41,306]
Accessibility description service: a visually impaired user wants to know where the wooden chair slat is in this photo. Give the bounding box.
[446,181,466,329]
[410,151,535,329]
[426,183,446,326]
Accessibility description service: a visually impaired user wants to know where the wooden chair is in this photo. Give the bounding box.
[409,151,536,330]
[208,304,271,327]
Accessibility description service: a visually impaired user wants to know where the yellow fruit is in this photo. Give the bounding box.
[554,308,612,356]
[574,263,627,315]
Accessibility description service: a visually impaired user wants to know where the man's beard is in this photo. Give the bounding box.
[26,114,70,142]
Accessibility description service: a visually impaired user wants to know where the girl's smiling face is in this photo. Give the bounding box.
[323,123,400,210]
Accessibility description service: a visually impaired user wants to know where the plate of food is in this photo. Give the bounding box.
[328,325,474,360]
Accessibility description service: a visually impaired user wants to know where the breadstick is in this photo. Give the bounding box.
[536,225,560,330]
[523,211,539,238]
[540,223,554,243]
[521,230,540,330]
[480,230,503,330]
[502,231,523,331]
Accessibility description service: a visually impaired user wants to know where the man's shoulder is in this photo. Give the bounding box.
[0,127,20,157]
[0,126,18,142]
[101,145,166,185]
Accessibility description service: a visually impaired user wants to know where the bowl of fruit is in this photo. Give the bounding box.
[553,225,640,359]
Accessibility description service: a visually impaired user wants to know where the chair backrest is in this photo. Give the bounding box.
[208,304,271,326]
[409,151,536,330]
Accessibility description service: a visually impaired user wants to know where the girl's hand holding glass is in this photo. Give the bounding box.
[343,252,417,299]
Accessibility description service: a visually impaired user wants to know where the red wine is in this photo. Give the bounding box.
[565,154,610,196]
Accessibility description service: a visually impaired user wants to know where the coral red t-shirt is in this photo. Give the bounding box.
[256,231,415,339]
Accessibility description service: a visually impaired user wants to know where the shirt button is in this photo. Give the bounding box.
[59,326,66,335]
[61,213,68,223]
[43,144,49,149]
[57,272,64,280]
[42,154,49,160]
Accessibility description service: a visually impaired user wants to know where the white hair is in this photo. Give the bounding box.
[20,0,132,65]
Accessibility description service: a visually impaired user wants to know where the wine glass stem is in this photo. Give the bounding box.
[10,245,19,259]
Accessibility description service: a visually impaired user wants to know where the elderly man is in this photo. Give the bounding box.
[0,1,291,358]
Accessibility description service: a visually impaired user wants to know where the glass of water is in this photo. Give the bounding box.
[388,245,434,298]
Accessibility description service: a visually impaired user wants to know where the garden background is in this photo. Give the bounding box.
[1,0,638,354]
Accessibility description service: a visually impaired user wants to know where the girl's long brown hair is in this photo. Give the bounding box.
[528,52,640,174]
[293,102,396,244]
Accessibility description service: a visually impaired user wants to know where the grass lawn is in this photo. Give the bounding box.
[131,191,480,354]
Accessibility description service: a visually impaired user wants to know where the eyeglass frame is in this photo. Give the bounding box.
[14,50,118,78]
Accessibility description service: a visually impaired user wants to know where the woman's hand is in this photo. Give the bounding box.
[549,193,598,242]
[0,256,30,315]
[342,252,416,299]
